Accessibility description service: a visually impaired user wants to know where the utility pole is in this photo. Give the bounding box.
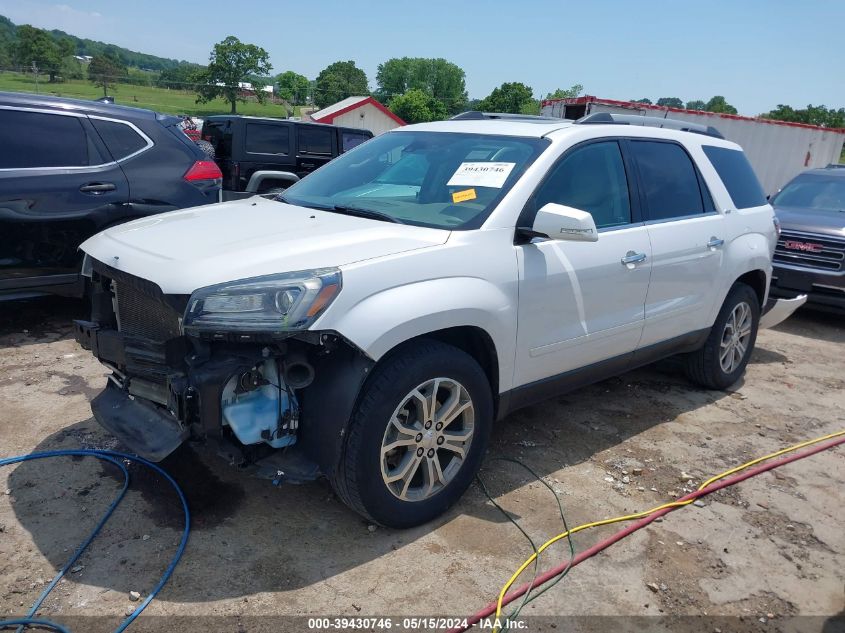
[31,61,39,93]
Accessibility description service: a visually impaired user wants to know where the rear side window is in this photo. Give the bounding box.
[342,131,369,152]
[631,141,705,220]
[298,127,333,156]
[532,140,632,229]
[90,118,148,160]
[245,123,290,155]
[0,109,89,168]
[702,145,766,209]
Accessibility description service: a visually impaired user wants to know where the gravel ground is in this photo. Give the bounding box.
[0,298,843,632]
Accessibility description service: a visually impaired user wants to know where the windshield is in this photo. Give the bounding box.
[280,131,549,229]
[772,174,845,212]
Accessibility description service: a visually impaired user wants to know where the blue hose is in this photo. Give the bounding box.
[0,450,190,632]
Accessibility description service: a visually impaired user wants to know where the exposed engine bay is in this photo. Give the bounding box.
[74,259,372,481]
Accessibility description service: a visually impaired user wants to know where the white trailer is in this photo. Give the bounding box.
[541,96,845,195]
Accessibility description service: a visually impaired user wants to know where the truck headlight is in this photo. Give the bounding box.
[183,268,341,334]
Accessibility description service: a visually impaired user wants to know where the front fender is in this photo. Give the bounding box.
[317,276,517,392]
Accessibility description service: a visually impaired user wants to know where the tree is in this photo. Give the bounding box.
[375,57,467,114]
[276,70,310,104]
[762,104,845,128]
[13,25,66,82]
[478,82,535,114]
[685,99,707,111]
[193,36,272,114]
[656,97,684,108]
[88,53,126,97]
[705,96,738,114]
[632,98,653,104]
[314,60,368,109]
[545,84,583,100]
[159,64,203,90]
[389,88,447,123]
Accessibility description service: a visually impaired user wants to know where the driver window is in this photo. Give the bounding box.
[533,141,632,229]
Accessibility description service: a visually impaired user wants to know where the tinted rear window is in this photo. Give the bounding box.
[0,110,89,168]
[298,126,333,156]
[703,145,766,209]
[90,119,148,160]
[631,140,705,220]
[245,123,290,155]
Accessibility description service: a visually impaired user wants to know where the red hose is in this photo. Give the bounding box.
[451,434,845,632]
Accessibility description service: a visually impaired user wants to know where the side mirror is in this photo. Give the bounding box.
[525,203,598,242]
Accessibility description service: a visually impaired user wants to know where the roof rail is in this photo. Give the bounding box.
[825,163,845,169]
[575,112,725,139]
[450,111,560,122]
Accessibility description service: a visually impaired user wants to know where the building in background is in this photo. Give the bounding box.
[542,96,845,194]
[308,96,405,136]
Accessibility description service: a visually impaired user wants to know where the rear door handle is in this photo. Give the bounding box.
[621,251,647,265]
[80,182,116,194]
[707,237,725,249]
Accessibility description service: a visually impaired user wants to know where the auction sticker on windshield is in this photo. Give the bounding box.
[447,162,516,188]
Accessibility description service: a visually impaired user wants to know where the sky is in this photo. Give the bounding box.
[1,0,842,115]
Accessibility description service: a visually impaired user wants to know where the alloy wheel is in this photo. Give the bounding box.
[380,378,475,502]
[720,301,753,374]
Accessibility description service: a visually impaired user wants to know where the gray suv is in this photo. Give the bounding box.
[770,165,845,312]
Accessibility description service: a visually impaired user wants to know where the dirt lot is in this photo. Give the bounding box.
[1,298,843,632]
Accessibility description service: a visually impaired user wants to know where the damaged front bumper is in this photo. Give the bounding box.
[91,381,188,461]
[759,294,807,329]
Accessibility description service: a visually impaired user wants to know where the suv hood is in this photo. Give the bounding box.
[774,205,845,237]
[81,196,449,294]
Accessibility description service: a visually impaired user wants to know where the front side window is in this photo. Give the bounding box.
[530,140,632,229]
[703,145,766,209]
[771,174,845,212]
[342,131,369,152]
[281,131,548,230]
[245,123,290,155]
[0,110,89,168]
[298,127,333,156]
[631,140,705,220]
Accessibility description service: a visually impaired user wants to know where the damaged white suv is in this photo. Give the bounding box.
[75,112,801,528]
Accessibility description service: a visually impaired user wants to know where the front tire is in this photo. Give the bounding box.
[331,340,492,528]
[686,282,760,390]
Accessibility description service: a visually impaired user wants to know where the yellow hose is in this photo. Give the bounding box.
[493,428,845,624]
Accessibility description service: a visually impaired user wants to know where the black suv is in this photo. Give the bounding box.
[201,116,372,198]
[0,92,221,301]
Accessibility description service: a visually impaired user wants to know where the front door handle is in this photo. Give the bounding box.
[707,237,725,249]
[621,251,647,266]
[80,182,116,194]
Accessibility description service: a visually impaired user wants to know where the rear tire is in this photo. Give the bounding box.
[685,282,760,390]
[331,339,492,528]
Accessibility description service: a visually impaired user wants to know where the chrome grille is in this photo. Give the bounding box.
[114,281,181,342]
[774,230,845,272]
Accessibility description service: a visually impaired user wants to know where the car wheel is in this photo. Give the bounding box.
[331,339,492,528]
[686,282,760,390]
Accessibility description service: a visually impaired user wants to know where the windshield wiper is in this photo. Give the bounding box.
[332,205,404,224]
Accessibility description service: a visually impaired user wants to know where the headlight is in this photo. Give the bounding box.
[183,268,341,335]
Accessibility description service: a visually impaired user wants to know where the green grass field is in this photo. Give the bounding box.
[0,71,299,118]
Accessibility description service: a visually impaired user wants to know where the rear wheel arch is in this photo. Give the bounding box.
[736,269,767,307]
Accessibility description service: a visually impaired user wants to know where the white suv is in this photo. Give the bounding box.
[75,112,801,527]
